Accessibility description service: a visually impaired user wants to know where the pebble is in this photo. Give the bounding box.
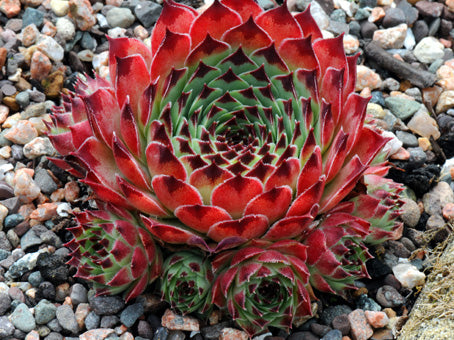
[413,37,445,63]
[0,316,15,337]
[392,263,426,288]
[75,303,90,330]
[407,107,441,139]
[5,120,38,145]
[51,0,69,16]
[355,65,382,91]
[0,0,21,18]
[348,309,373,340]
[120,302,144,328]
[373,24,407,49]
[10,302,36,332]
[436,90,454,113]
[80,328,116,340]
[90,295,125,316]
[384,96,420,120]
[375,285,405,308]
[68,0,97,31]
[56,17,76,41]
[14,170,41,203]
[22,8,44,28]
[85,311,101,330]
[220,328,248,340]
[400,198,421,227]
[161,309,200,331]
[56,304,79,334]
[35,299,57,324]
[106,7,135,28]
[134,1,162,28]
[383,8,406,28]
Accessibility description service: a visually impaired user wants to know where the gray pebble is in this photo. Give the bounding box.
[45,332,64,340]
[90,295,125,315]
[101,315,120,328]
[355,8,369,20]
[356,294,382,311]
[47,318,62,332]
[413,20,429,43]
[396,131,419,147]
[429,58,444,73]
[168,330,185,340]
[29,90,46,103]
[28,271,43,287]
[0,181,14,199]
[0,231,12,251]
[408,147,427,166]
[5,251,39,280]
[56,304,79,334]
[397,0,419,25]
[321,305,353,326]
[10,302,36,332]
[70,283,88,306]
[34,168,58,195]
[0,130,13,147]
[330,9,346,23]
[376,285,405,307]
[22,7,44,28]
[22,102,46,119]
[106,7,135,28]
[383,8,406,28]
[35,299,57,324]
[15,91,30,108]
[0,248,10,261]
[0,316,14,337]
[4,213,25,229]
[385,96,421,120]
[359,0,376,7]
[0,292,11,315]
[85,311,100,330]
[20,229,42,252]
[321,329,343,340]
[1,84,16,96]
[153,327,169,340]
[0,197,20,215]
[349,21,361,37]
[120,302,144,328]
[135,1,162,28]
[81,32,97,51]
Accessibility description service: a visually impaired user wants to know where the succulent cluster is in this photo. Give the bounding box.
[48,0,404,336]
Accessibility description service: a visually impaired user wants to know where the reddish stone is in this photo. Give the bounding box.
[30,51,52,81]
[29,202,58,221]
[348,309,373,340]
[220,328,248,340]
[0,0,21,18]
[68,0,96,31]
[365,311,389,329]
[0,47,7,70]
[161,309,199,331]
[442,202,454,220]
[64,181,80,203]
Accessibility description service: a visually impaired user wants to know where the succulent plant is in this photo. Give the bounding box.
[49,0,389,251]
[161,251,214,315]
[65,204,162,301]
[48,0,404,335]
[212,240,313,336]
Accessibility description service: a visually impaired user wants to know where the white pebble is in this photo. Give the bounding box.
[393,262,426,289]
[57,202,72,217]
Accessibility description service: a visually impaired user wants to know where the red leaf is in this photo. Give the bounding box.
[294,5,323,41]
[347,126,389,165]
[319,155,366,213]
[111,239,130,262]
[189,0,242,48]
[107,267,132,287]
[313,35,346,83]
[320,67,344,125]
[151,30,190,81]
[81,179,129,208]
[207,214,269,242]
[120,100,140,157]
[189,163,233,204]
[108,37,153,85]
[117,176,169,217]
[146,142,187,181]
[125,274,149,302]
[237,262,261,285]
[115,220,138,246]
[263,215,313,241]
[70,120,93,150]
[113,134,150,190]
[256,4,302,48]
[244,186,292,223]
[279,37,318,71]
[48,132,75,156]
[341,93,368,154]
[151,0,197,54]
[174,205,232,233]
[186,34,230,67]
[287,177,325,217]
[152,175,202,212]
[131,247,148,279]
[142,216,209,250]
[115,54,150,119]
[323,129,348,182]
[211,175,263,218]
[75,137,117,190]
[222,17,272,53]
[297,146,322,195]
[221,0,263,21]
[83,88,121,147]
[264,158,300,192]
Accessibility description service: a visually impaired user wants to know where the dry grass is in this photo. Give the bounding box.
[398,225,454,340]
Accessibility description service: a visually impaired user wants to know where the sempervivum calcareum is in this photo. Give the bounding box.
[48,0,404,335]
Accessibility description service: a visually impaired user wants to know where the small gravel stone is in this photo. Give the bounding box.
[0,316,15,337]
[356,294,382,311]
[348,309,373,340]
[321,329,342,340]
[135,1,162,28]
[22,8,44,28]
[376,285,405,307]
[120,302,144,328]
[5,251,40,280]
[35,299,57,324]
[414,37,445,63]
[20,229,42,251]
[45,332,64,340]
[0,292,11,314]
[161,309,200,331]
[70,283,88,306]
[10,302,36,332]
[90,295,125,315]
[85,311,101,330]
[364,311,389,328]
[106,7,135,28]
[56,304,79,334]
[331,314,350,335]
[392,263,426,289]
[385,97,421,120]
[101,315,120,328]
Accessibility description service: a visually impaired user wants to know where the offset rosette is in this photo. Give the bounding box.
[301,210,372,295]
[160,251,214,315]
[349,169,405,244]
[48,0,391,252]
[65,205,162,301]
[212,240,313,336]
